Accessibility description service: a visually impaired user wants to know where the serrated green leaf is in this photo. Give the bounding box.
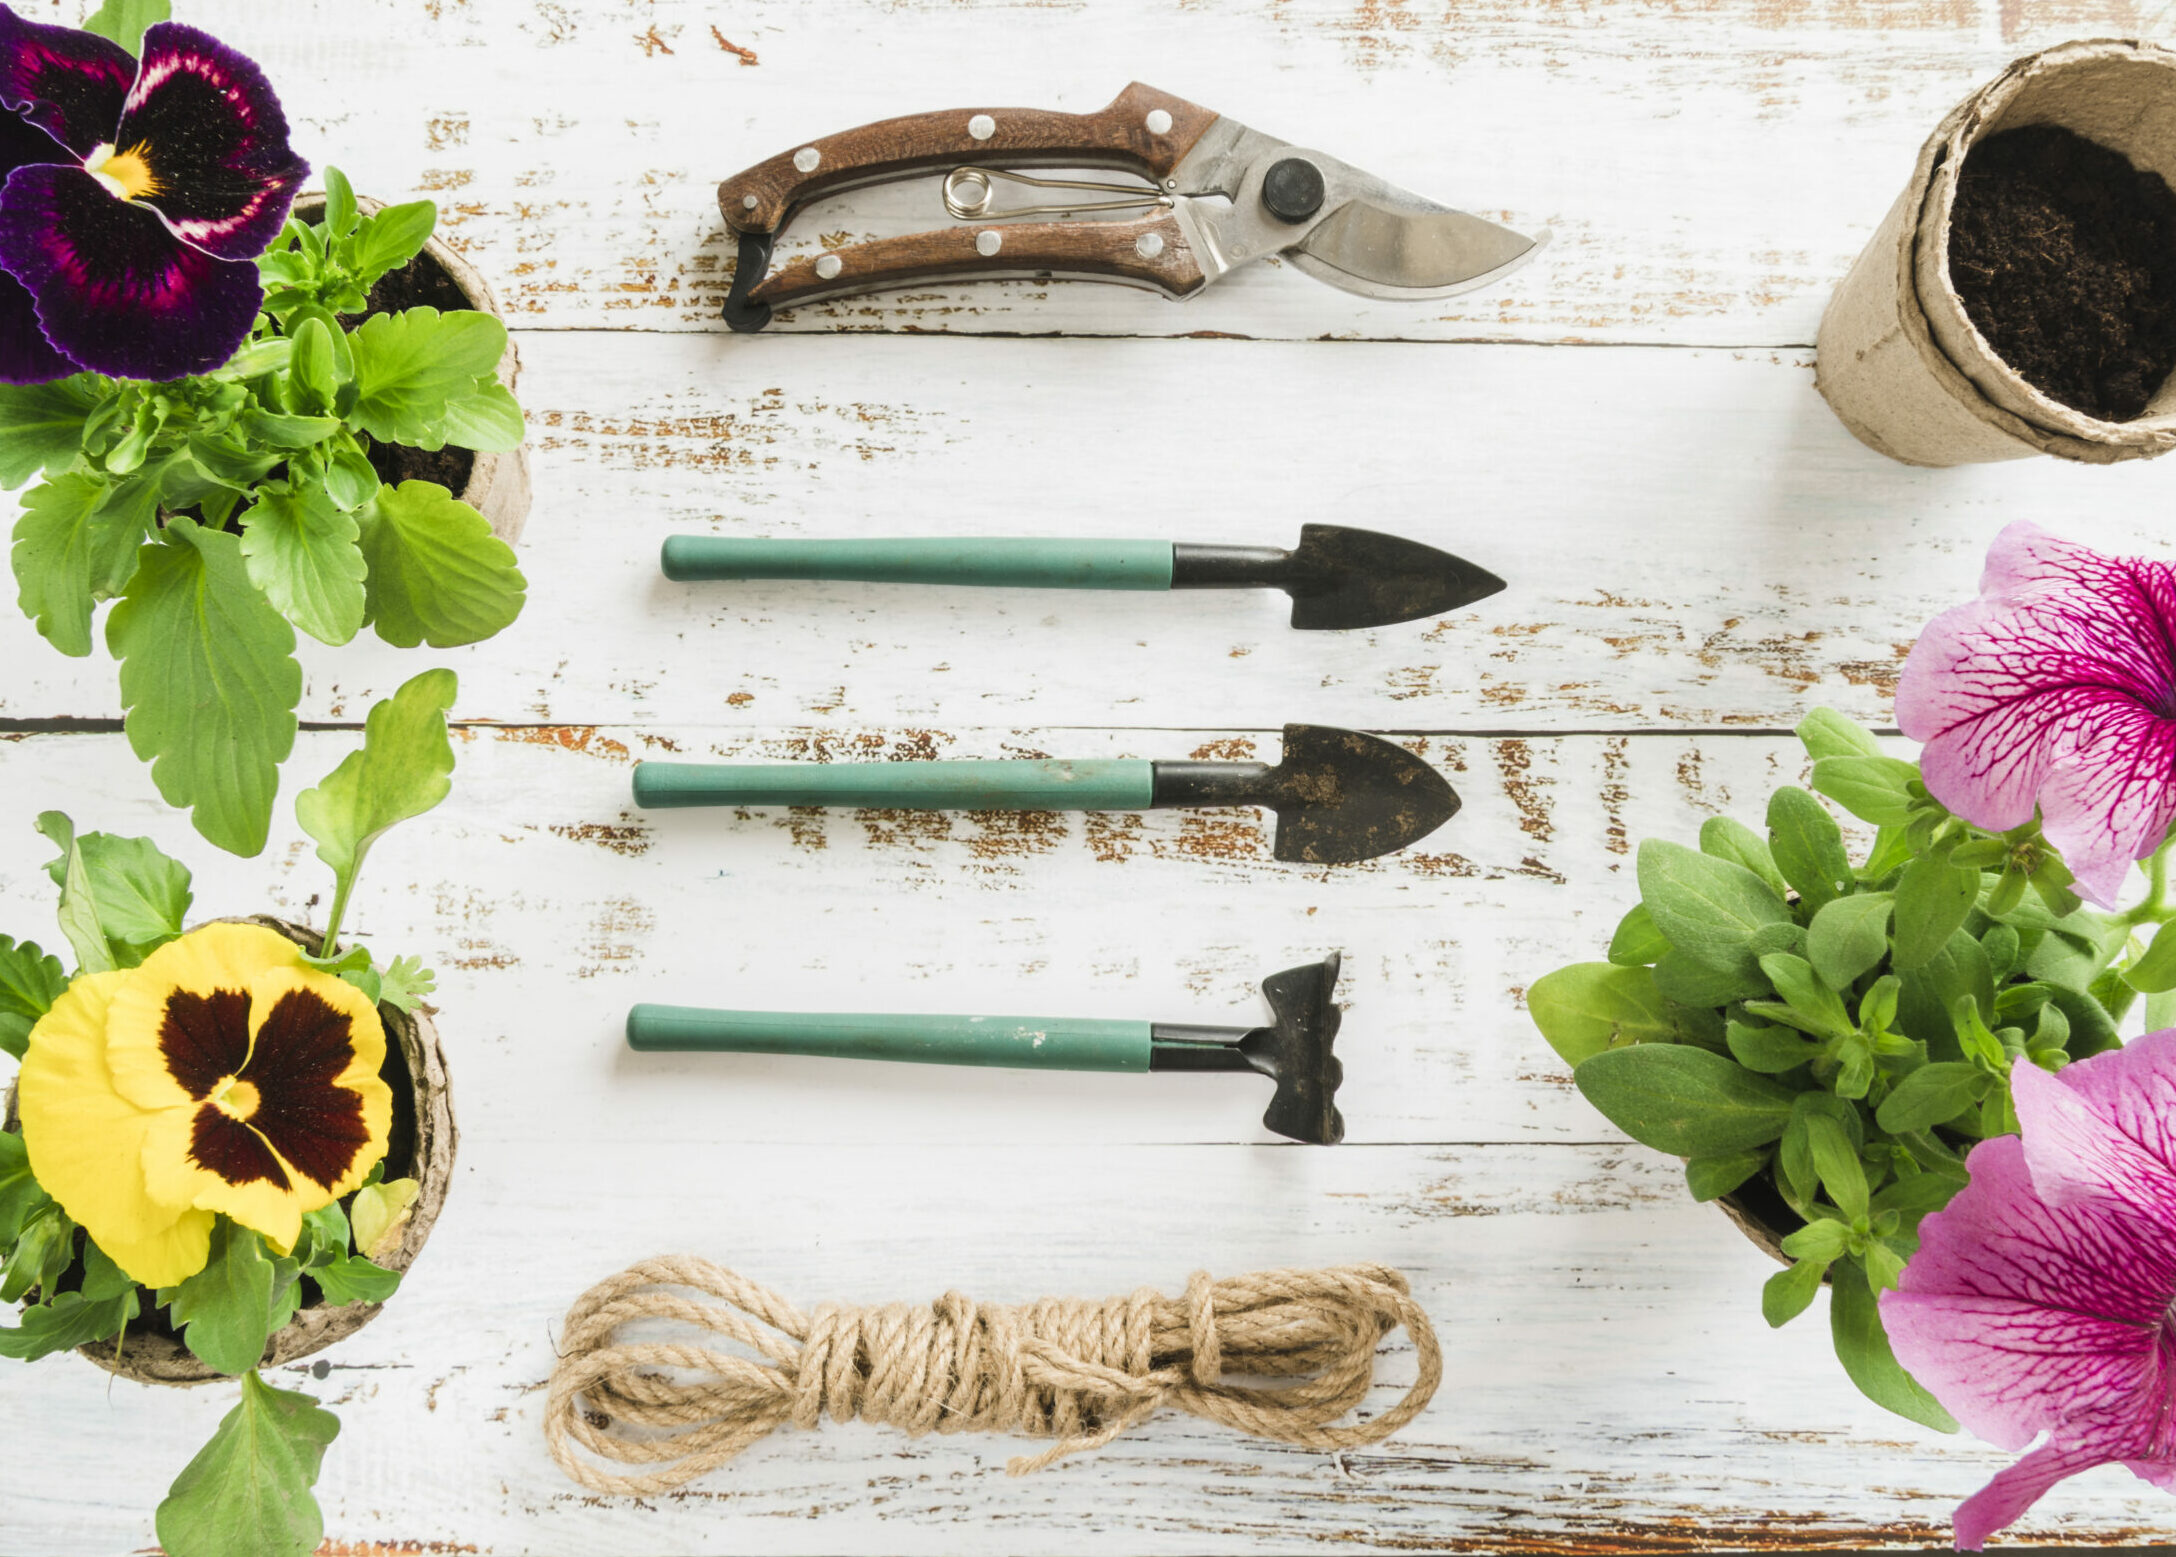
[350,200,436,285]
[239,485,366,646]
[35,821,191,965]
[13,472,148,657]
[1805,893,1893,992]
[348,308,506,449]
[0,935,67,1060]
[1892,854,1982,972]
[81,0,168,52]
[163,1219,278,1377]
[1685,1148,1766,1202]
[0,376,102,488]
[1762,1257,1827,1327]
[375,954,435,1014]
[1767,785,1851,910]
[107,518,301,858]
[1636,838,1792,991]
[1797,707,1885,763]
[0,1285,138,1360]
[311,1253,401,1306]
[295,668,458,940]
[437,379,525,452]
[155,1370,340,1557]
[1830,1260,1956,1432]
[1527,961,1674,1066]
[356,481,524,648]
[1573,1044,1798,1156]
[1606,902,1670,967]
[1810,755,1919,827]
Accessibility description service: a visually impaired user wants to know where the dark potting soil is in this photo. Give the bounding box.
[353,244,477,494]
[1948,123,2176,421]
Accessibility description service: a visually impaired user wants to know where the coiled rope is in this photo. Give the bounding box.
[546,1257,1441,1491]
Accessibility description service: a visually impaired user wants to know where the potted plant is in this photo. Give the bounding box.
[0,1,528,858]
[0,667,463,1557]
[1529,522,2176,1431]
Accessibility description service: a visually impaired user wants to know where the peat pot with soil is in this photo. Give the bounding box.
[1817,38,2176,465]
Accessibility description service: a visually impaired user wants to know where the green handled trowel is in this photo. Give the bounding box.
[661,524,1505,631]
[632,723,1458,864]
[628,953,1346,1144]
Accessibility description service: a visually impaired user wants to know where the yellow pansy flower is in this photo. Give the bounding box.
[18,923,392,1286]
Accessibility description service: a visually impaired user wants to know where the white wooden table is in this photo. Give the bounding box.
[5,1,2174,1550]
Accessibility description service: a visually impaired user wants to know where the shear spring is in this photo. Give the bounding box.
[942,166,1175,222]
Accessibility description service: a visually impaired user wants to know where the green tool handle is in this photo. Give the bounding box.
[626,1004,1152,1072]
[633,758,1156,811]
[660,536,1175,590]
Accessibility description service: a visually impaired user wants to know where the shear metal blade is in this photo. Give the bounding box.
[1291,197,1541,300]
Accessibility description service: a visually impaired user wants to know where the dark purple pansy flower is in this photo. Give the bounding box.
[1881,1036,2176,1549]
[0,8,305,383]
[1897,522,2176,907]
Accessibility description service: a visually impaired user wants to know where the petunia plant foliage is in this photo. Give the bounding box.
[0,1,525,858]
[1529,523,2176,1473]
[0,667,460,1557]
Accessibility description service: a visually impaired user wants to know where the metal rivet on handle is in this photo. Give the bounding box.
[814,254,843,280]
[741,193,758,210]
[1135,231,1165,260]
[968,114,996,141]
[975,230,1003,257]
[1145,108,1173,135]
[793,146,821,173]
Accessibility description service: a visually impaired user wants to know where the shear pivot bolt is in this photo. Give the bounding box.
[1261,157,1326,223]
[1145,108,1173,135]
[814,254,843,280]
[1135,231,1166,260]
[793,146,822,173]
[975,230,1003,257]
[968,114,996,141]
[741,193,759,210]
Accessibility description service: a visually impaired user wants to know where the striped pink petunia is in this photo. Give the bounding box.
[1897,523,2176,907]
[1880,1035,2176,1549]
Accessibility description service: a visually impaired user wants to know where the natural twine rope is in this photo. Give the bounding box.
[545,1257,1441,1491]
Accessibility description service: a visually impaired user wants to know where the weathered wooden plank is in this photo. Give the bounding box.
[148,0,2147,343]
[6,332,2169,731]
[1,1140,2161,1554]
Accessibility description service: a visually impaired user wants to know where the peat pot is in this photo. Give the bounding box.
[293,190,532,543]
[6,917,457,1386]
[1816,38,2176,466]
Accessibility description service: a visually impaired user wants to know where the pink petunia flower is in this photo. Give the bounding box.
[0,7,305,382]
[1897,522,2176,907]
[1880,1034,2176,1549]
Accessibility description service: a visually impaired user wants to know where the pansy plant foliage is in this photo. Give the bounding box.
[0,1,525,860]
[0,667,459,1557]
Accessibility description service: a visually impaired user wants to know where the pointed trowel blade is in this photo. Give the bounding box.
[1285,523,1505,630]
[1267,724,1460,864]
[1291,197,1542,301]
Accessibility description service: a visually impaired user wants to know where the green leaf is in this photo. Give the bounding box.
[155,1370,340,1557]
[2045,983,2124,1061]
[12,472,149,657]
[2125,920,2176,994]
[301,944,379,1005]
[0,1286,138,1361]
[0,935,68,1060]
[239,485,367,646]
[240,408,344,449]
[1572,1044,1798,1156]
[348,307,507,449]
[1811,755,1919,827]
[375,954,435,1014]
[36,811,114,976]
[1756,952,1854,1041]
[1700,815,1786,895]
[1891,854,1982,972]
[1780,1217,1851,1263]
[163,1220,278,1377]
[1635,838,1792,989]
[35,819,191,966]
[1796,707,1885,763]
[350,200,436,284]
[1863,1239,1908,1292]
[1762,1258,1827,1327]
[1726,1018,1817,1074]
[82,0,169,52]
[1896,928,1993,1060]
[1874,1062,1989,1134]
[311,1253,401,1306]
[1829,1260,1956,1432]
[0,1130,53,1247]
[1685,1149,1765,1202]
[295,668,459,933]
[1872,1170,1965,1220]
[323,444,378,511]
[107,518,301,858]
[1606,902,1671,967]
[1652,949,1767,1007]
[287,318,339,418]
[1,1201,74,1304]
[188,433,281,489]
[1526,962,1674,1066]
[1767,786,1851,910]
[356,481,525,648]
[1804,1114,1869,1220]
[0,376,102,487]
[1805,893,1892,992]
[437,379,525,452]
[322,167,358,240]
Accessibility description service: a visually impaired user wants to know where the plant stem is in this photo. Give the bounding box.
[2120,838,2176,928]
[317,875,355,959]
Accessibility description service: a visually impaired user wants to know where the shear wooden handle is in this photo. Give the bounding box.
[744,212,1207,313]
[717,82,1218,236]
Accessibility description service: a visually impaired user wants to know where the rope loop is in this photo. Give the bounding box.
[546,1259,1441,1494]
